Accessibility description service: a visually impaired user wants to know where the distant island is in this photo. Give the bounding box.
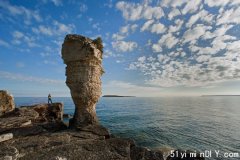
[102,95,136,97]
[202,95,240,96]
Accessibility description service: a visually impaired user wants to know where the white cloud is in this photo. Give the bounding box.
[32,21,75,36]
[204,0,230,7]
[112,24,138,42]
[140,21,166,34]
[140,20,154,32]
[112,41,138,52]
[103,80,162,97]
[168,8,181,20]
[152,44,162,53]
[103,49,121,58]
[183,24,211,43]
[104,0,113,8]
[161,0,188,8]
[12,31,39,47]
[168,19,184,33]
[217,7,240,25]
[0,39,9,47]
[196,55,211,63]
[0,1,42,24]
[182,0,202,15]
[112,33,125,41]
[0,71,63,84]
[120,25,129,34]
[54,21,74,33]
[152,33,179,51]
[116,1,164,21]
[79,3,88,12]
[151,23,166,34]
[186,9,216,28]
[51,0,62,6]
[131,24,138,32]
[38,25,53,36]
[92,23,101,31]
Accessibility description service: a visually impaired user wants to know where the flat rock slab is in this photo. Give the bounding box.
[0,133,13,142]
[0,130,166,160]
[0,131,132,160]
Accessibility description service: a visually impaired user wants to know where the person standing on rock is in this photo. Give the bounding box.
[48,94,52,104]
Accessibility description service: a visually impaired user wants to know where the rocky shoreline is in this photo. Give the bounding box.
[0,91,204,160]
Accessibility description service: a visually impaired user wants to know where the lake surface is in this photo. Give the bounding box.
[15,97,240,159]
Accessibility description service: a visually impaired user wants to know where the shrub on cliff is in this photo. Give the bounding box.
[93,37,103,54]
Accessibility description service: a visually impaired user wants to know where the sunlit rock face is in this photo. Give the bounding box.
[61,34,103,128]
[0,90,15,116]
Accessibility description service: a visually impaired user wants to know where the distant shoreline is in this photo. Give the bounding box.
[202,95,240,96]
[102,95,136,97]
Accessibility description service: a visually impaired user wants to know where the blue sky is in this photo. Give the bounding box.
[0,0,240,97]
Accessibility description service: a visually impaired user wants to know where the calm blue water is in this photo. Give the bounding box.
[14,97,240,159]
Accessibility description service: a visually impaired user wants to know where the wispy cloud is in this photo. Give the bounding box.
[116,1,164,21]
[112,40,138,52]
[103,80,162,97]
[51,0,62,6]
[0,39,9,47]
[79,3,88,12]
[12,31,39,47]
[0,71,63,84]
[32,20,75,36]
[0,1,42,25]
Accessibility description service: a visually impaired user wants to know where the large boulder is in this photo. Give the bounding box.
[0,90,15,116]
[20,103,64,122]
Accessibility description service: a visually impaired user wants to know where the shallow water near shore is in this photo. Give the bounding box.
[15,97,240,160]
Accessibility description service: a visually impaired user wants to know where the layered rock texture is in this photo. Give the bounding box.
[0,103,66,137]
[0,90,15,116]
[61,34,103,128]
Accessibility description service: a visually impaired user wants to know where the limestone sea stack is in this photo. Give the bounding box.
[61,34,104,128]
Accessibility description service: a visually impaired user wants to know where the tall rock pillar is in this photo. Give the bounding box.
[61,34,103,128]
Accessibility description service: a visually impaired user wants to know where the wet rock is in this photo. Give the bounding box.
[0,90,15,116]
[62,34,104,128]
